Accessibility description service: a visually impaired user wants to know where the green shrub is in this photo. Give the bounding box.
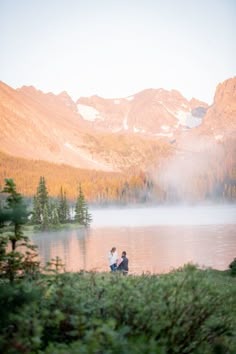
[0,281,43,353]
[0,267,236,353]
[229,258,236,276]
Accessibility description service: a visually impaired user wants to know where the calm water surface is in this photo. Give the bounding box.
[31,205,236,274]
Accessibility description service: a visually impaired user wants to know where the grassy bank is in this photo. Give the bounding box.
[0,265,236,353]
[22,222,83,237]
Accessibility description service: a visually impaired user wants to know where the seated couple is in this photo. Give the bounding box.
[108,247,129,274]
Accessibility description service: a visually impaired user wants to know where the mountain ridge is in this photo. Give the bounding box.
[0,78,235,172]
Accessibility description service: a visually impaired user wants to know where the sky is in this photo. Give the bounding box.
[0,0,235,104]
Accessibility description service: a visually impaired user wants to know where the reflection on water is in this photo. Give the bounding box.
[31,228,89,271]
[31,206,236,274]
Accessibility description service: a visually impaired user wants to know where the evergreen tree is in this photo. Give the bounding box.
[31,195,41,225]
[1,179,28,250]
[37,176,49,210]
[47,200,53,223]
[48,200,57,224]
[58,187,70,223]
[84,208,93,227]
[42,204,50,230]
[51,207,60,227]
[0,179,39,281]
[0,198,4,228]
[63,191,70,222]
[74,184,92,227]
[32,176,49,225]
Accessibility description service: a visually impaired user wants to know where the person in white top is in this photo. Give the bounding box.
[108,247,118,271]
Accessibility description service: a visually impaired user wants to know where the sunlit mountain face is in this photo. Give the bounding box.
[0,77,235,203]
[194,77,236,139]
[77,88,208,134]
[0,79,211,171]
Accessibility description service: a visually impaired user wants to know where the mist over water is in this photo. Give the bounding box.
[91,205,236,227]
[31,205,236,274]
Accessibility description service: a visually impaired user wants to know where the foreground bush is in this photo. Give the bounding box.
[229,258,236,276]
[0,265,236,353]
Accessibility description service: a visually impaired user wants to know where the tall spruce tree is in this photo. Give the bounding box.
[32,176,49,226]
[49,201,60,228]
[31,195,41,224]
[37,176,49,211]
[0,198,4,228]
[51,207,60,227]
[74,184,92,227]
[42,204,50,230]
[84,207,93,227]
[1,178,28,250]
[58,187,70,223]
[0,179,39,281]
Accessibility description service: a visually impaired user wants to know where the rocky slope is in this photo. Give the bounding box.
[0,82,113,171]
[1,78,235,172]
[77,88,208,137]
[194,77,236,140]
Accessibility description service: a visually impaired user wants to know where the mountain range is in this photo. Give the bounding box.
[0,77,235,173]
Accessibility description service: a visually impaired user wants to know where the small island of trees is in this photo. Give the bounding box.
[31,176,92,230]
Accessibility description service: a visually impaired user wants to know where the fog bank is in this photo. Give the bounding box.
[91,205,236,227]
[153,137,227,202]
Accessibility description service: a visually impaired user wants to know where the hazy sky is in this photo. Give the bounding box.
[0,0,235,103]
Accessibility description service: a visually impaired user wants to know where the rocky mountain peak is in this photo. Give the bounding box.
[57,91,77,111]
[0,79,234,172]
[76,87,208,135]
[194,77,236,138]
[214,77,236,104]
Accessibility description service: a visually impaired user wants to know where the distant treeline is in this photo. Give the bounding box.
[0,151,150,203]
[0,138,235,203]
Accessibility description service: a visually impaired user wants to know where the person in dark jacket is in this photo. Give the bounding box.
[117,251,129,275]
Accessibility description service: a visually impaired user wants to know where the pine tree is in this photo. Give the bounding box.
[31,195,41,225]
[1,178,28,250]
[32,176,49,225]
[37,176,49,210]
[63,191,70,222]
[58,187,70,223]
[51,207,60,227]
[74,184,92,227]
[0,179,39,281]
[84,207,93,227]
[75,185,86,225]
[0,198,4,228]
[41,204,50,230]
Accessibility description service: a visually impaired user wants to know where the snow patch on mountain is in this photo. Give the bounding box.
[215,134,223,141]
[156,102,202,129]
[77,104,103,121]
[64,142,74,150]
[161,125,170,131]
[175,111,202,128]
[125,96,134,101]
[175,111,188,126]
[114,99,120,104]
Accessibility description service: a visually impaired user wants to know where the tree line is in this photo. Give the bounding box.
[0,138,235,203]
[31,176,92,229]
[0,177,92,280]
